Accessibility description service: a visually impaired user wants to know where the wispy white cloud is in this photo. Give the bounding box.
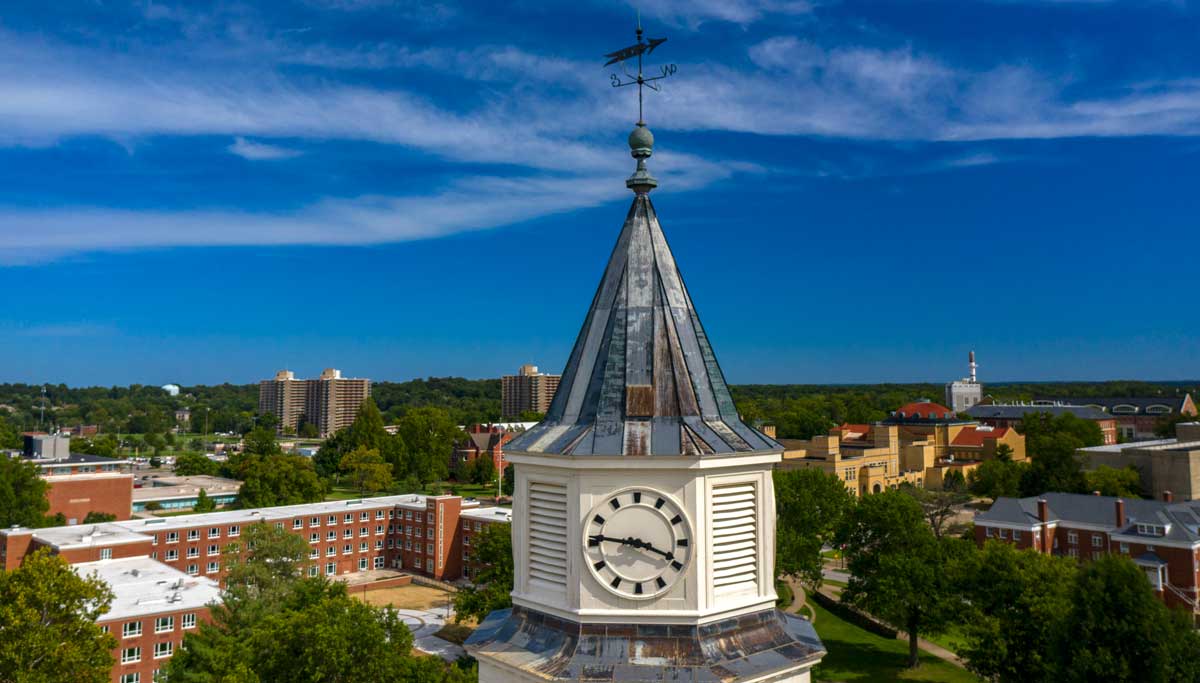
[624,0,818,27]
[228,137,302,160]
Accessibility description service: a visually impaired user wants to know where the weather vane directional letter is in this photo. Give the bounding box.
[604,17,676,125]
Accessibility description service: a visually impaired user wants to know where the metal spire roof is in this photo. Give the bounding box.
[508,126,778,457]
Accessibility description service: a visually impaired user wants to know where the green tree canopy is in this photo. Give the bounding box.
[242,427,281,457]
[339,446,394,496]
[82,511,118,524]
[968,459,1028,502]
[898,483,971,540]
[0,549,117,683]
[233,454,325,508]
[315,399,404,480]
[194,488,217,513]
[1085,465,1143,498]
[174,452,219,477]
[839,491,969,669]
[773,468,853,587]
[395,407,460,485]
[0,456,52,528]
[956,540,1076,682]
[1057,556,1200,683]
[454,522,513,624]
[471,453,497,487]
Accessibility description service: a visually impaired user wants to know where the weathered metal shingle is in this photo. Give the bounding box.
[508,194,778,457]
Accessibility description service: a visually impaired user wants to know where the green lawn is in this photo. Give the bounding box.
[924,626,966,655]
[810,600,979,683]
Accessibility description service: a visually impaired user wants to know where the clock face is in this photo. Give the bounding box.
[582,487,692,600]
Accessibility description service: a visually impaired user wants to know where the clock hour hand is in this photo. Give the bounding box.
[590,534,675,561]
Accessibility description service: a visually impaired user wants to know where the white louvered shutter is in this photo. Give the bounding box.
[711,482,758,594]
[527,482,568,590]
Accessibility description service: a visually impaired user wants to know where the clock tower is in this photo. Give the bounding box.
[466,25,826,683]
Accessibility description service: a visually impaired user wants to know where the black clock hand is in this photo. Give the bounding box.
[591,534,676,561]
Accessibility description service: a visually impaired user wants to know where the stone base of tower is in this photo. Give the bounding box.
[465,605,825,682]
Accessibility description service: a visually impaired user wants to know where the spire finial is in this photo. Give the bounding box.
[604,17,676,193]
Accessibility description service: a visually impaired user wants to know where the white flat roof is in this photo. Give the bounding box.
[460,506,513,523]
[76,556,221,621]
[33,523,150,550]
[1082,438,1186,453]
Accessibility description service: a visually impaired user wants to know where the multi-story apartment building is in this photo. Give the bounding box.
[500,364,560,418]
[0,493,511,682]
[258,368,370,437]
[975,491,1200,613]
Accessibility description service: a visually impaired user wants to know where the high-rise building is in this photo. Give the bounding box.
[945,350,983,412]
[257,368,370,437]
[500,364,560,418]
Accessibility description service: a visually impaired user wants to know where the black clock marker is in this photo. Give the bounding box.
[633,491,642,503]
[593,560,606,571]
[610,498,621,510]
[634,582,643,595]
[588,538,599,547]
[656,577,666,589]
[654,498,665,509]
[610,577,621,589]
[670,514,682,525]
[593,514,605,525]
[671,560,683,571]
[676,538,689,547]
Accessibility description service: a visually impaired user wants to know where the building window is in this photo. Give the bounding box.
[426,529,434,540]
[374,557,385,569]
[344,513,353,524]
[1068,548,1079,558]
[1092,534,1103,547]
[310,517,319,527]
[463,535,470,546]
[327,515,336,526]
[358,558,368,571]
[187,547,198,559]
[122,647,141,664]
[1068,532,1078,545]
[375,540,383,550]
[187,564,198,576]
[360,512,369,521]
[308,566,319,577]
[309,548,318,559]
[375,525,383,535]
[375,510,385,520]
[228,525,240,537]
[153,642,173,659]
[404,540,411,550]
[310,533,319,544]
[206,527,218,539]
[326,547,335,557]
[206,562,219,574]
[154,616,173,633]
[100,548,112,560]
[474,522,482,532]
[343,529,352,539]
[187,530,199,541]
[426,543,433,555]
[120,674,140,683]
[998,529,1007,539]
[167,532,179,543]
[326,562,336,576]
[182,613,196,629]
[416,512,423,522]
[326,531,336,541]
[293,519,303,529]
[1092,551,1103,560]
[208,544,219,556]
[166,550,178,561]
[463,520,470,531]
[359,542,368,552]
[360,527,368,537]
[387,539,394,549]
[1120,543,1129,553]
[405,511,412,520]
[343,544,352,555]
[985,527,993,538]
[123,621,142,638]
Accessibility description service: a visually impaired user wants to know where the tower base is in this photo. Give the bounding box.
[465,605,824,682]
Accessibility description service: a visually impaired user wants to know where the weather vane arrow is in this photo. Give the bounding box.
[604,15,676,125]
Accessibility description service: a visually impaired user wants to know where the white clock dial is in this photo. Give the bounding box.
[582,487,692,600]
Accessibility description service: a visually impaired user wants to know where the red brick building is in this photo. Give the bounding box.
[966,404,1119,445]
[975,492,1200,612]
[1035,395,1197,441]
[459,506,513,581]
[453,424,516,478]
[43,473,134,524]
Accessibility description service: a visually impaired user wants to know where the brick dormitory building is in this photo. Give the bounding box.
[1,493,511,682]
[975,487,1200,614]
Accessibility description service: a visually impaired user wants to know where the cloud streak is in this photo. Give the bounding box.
[228,137,302,160]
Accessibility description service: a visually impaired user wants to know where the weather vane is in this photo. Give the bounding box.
[604,13,676,125]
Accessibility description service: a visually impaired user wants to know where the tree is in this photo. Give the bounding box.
[839,491,968,669]
[222,521,311,600]
[194,488,217,513]
[149,456,162,468]
[234,454,325,508]
[82,511,117,524]
[956,540,1076,682]
[394,407,460,485]
[968,459,1028,502]
[339,446,394,496]
[1086,465,1143,498]
[72,434,118,458]
[0,549,117,682]
[899,484,971,540]
[501,462,515,496]
[242,427,281,457]
[315,399,402,479]
[0,413,20,449]
[0,456,52,528]
[174,452,219,477]
[472,453,497,487]
[145,501,163,511]
[454,523,513,623]
[994,443,1014,461]
[941,469,966,492]
[773,468,853,587]
[1056,556,1200,682]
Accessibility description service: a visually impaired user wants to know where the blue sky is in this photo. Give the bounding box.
[1,0,1198,386]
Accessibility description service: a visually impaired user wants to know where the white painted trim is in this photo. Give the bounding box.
[509,593,777,625]
[506,450,782,470]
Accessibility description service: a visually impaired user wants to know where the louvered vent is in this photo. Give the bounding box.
[527,482,568,590]
[711,482,758,594]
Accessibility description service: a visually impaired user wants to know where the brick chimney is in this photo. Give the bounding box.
[1115,499,1126,528]
[1037,499,1050,553]
[1163,490,1174,503]
[1037,499,1048,523]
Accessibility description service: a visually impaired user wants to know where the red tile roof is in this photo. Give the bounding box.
[834,424,871,441]
[951,425,1009,447]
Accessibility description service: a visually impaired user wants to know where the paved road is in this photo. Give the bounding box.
[390,606,466,662]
